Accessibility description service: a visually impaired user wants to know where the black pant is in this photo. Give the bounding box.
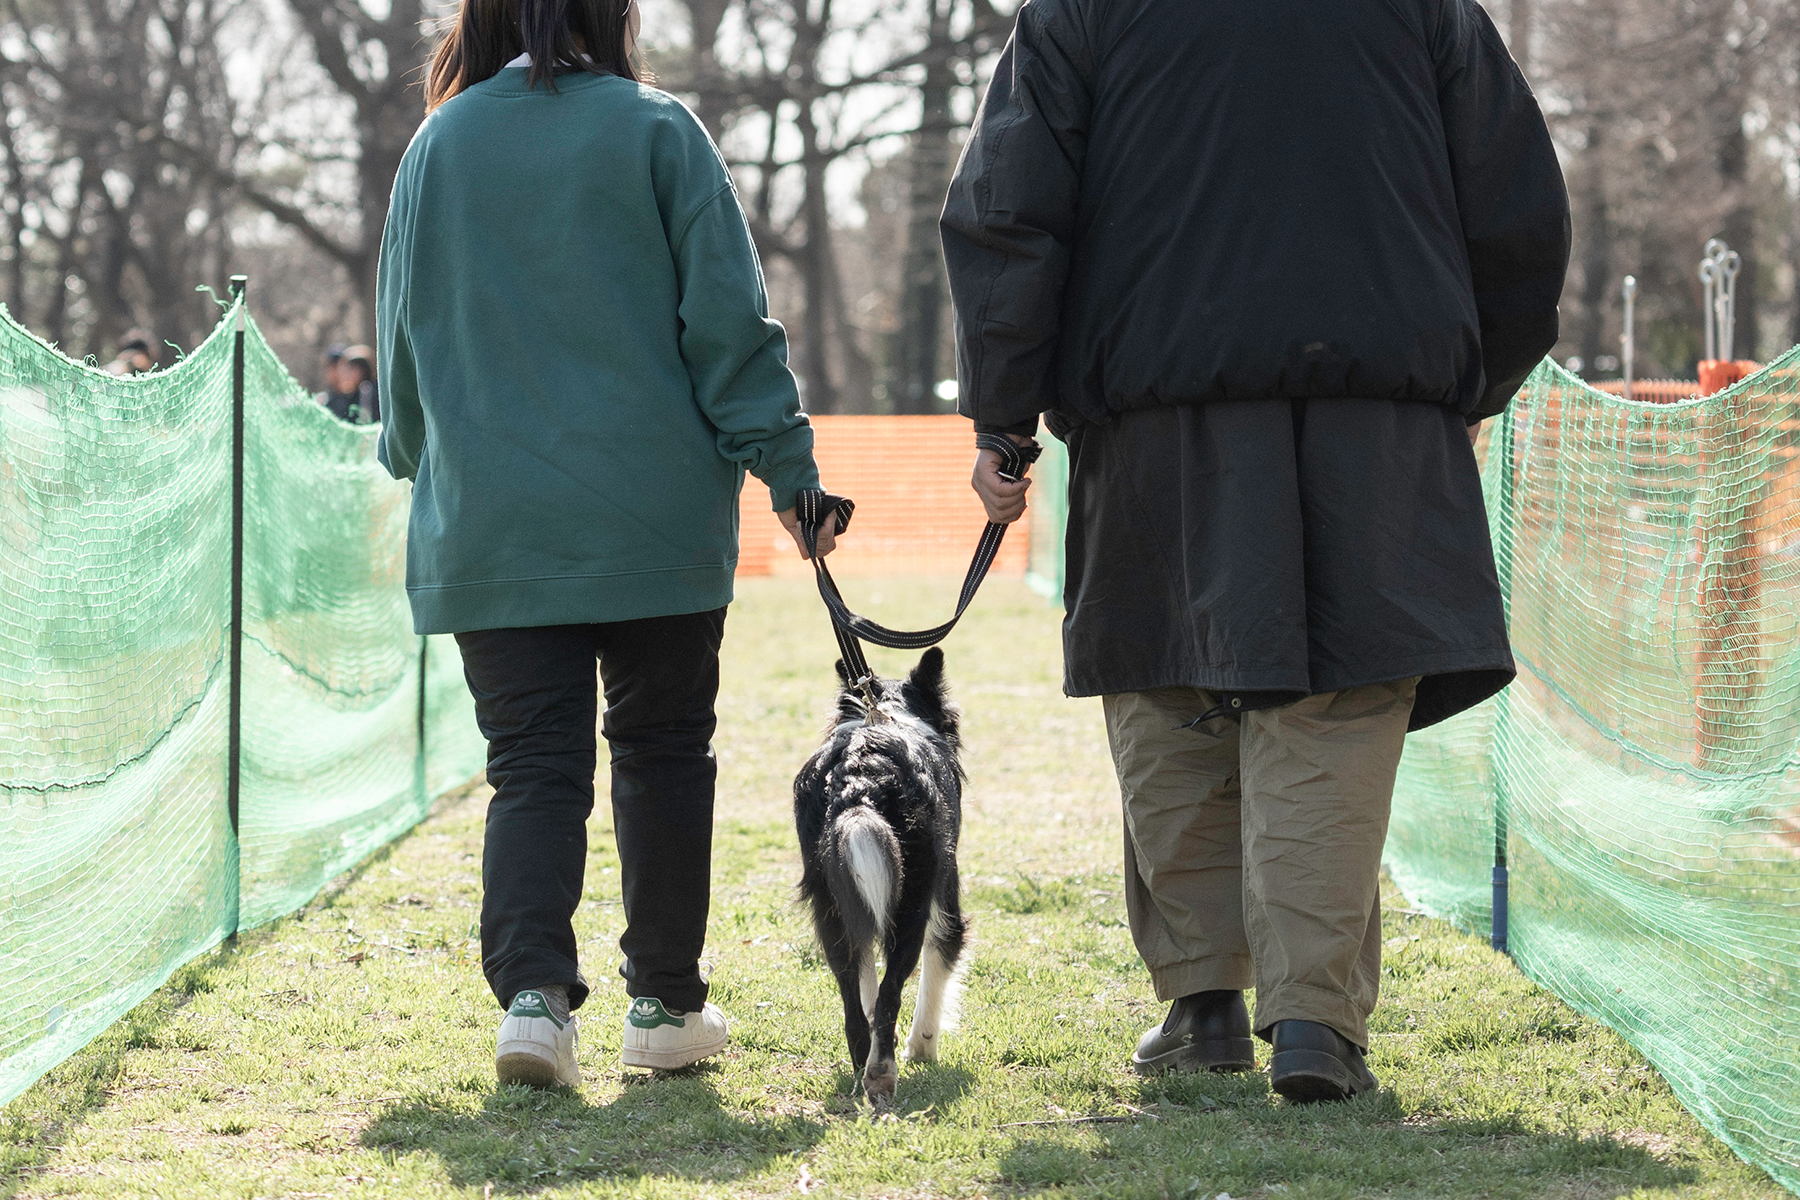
[455,609,726,1014]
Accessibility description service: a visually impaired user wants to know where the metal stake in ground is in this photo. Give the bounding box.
[1698,237,1731,363]
[227,273,247,938]
[1699,247,1718,362]
[1719,250,1741,363]
[1621,275,1636,402]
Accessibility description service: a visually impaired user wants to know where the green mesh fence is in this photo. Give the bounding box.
[1390,355,1800,1194]
[1026,434,1069,601]
[0,300,487,1108]
[1021,364,1800,1192]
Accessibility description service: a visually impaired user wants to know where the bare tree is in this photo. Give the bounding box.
[654,0,1016,412]
[890,0,1008,412]
[147,0,433,335]
[1528,0,1793,376]
[18,0,1800,393]
[273,0,432,326]
[0,0,241,358]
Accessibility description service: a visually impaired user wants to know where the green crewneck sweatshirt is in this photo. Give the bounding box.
[376,68,819,634]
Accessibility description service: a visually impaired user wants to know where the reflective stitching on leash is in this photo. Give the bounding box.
[797,433,1041,682]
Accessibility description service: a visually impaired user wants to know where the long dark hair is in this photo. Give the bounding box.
[426,0,638,111]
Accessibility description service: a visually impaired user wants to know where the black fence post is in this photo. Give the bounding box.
[417,636,429,806]
[1491,402,1516,956]
[227,274,247,938]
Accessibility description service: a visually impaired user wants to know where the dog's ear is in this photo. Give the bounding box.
[834,658,853,686]
[909,647,945,691]
[902,647,958,743]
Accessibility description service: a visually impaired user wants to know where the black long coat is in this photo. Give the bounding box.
[941,0,1569,730]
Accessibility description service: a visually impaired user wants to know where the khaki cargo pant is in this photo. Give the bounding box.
[1102,679,1417,1049]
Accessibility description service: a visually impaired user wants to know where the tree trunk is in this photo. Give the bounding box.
[351,82,422,336]
[1718,115,1757,361]
[43,230,77,350]
[823,222,875,407]
[2,109,27,320]
[1576,123,1611,373]
[92,198,132,359]
[1788,195,1800,351]
[798,171,838,412]
[43,152,101,349]
[281,0,428,339]
[1509,0,1533,80]
[894,0,955,414]
[353,114,395,335]
[795,98,839,413]
[682,0,731,139]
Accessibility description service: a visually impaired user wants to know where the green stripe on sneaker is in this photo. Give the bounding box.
[509,990,566,1029]
[628,997,686,1029]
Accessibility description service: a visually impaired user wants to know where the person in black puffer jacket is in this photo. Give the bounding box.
[944,0,1569,1102]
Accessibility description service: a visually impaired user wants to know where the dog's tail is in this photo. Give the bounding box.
[825,805,901,949]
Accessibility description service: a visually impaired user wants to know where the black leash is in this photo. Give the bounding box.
[796,433,1040,703]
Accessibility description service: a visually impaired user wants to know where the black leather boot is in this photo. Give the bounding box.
[1131,990,1255,1075]
[1269,1019,1378,1103]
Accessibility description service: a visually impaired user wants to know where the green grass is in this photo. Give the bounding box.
[1,577,1786,1198]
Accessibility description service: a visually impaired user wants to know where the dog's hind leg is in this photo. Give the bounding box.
[814,902,873,1077]
[834,957,874,1081]
[865,903,930,1104]
[859,953,878,1024]
[906,885,970,1062]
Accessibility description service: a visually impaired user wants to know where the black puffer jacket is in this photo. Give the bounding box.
[942,0,1570,434]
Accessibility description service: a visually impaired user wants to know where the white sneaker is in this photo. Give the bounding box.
[496,989,581,1089]
[620,997,729,1070]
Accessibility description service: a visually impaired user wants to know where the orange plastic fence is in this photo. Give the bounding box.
[1511,362,1780,767]
[1591,378,1702,403]
[1698,360,1761,396]
[736,415,1029,577]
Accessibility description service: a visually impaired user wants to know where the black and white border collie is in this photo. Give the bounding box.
[793,647,968,1102]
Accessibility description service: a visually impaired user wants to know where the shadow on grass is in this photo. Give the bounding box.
[995,1083,1702,1200]
[364,1058,978,1192]
[0,948,239,1198]
[362,1067,827,1192]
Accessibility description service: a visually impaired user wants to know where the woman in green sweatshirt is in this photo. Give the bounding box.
[376,0,836,1090]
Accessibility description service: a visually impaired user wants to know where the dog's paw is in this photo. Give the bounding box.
[862,1058,898,1104]
[904,1031,938,1063]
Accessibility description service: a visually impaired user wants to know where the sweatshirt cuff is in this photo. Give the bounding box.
[761,454,822,512]
[974,416,1041,438]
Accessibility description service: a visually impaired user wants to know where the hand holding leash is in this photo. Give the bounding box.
[972,433,1040,524]
[794,433,1042,688]
[778,506,838,560]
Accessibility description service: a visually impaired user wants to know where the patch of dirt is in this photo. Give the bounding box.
[1614,1128,1684,1159]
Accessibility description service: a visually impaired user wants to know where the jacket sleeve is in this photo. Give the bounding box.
[1436,0,1571,422]
[375,162,424,481]
[673,185,820,511]
[940,0,1094,433]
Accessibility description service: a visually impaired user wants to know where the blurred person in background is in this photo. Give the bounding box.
[105,330,157,376]
[319,343,381,424]
[316,343,347,403]
[377,0,838,1092]
[340,345,380,424]
[948,0,1569,1103]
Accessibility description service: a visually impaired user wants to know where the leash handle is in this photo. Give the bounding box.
[977,432,1040,483]
[795,433,1041,680]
